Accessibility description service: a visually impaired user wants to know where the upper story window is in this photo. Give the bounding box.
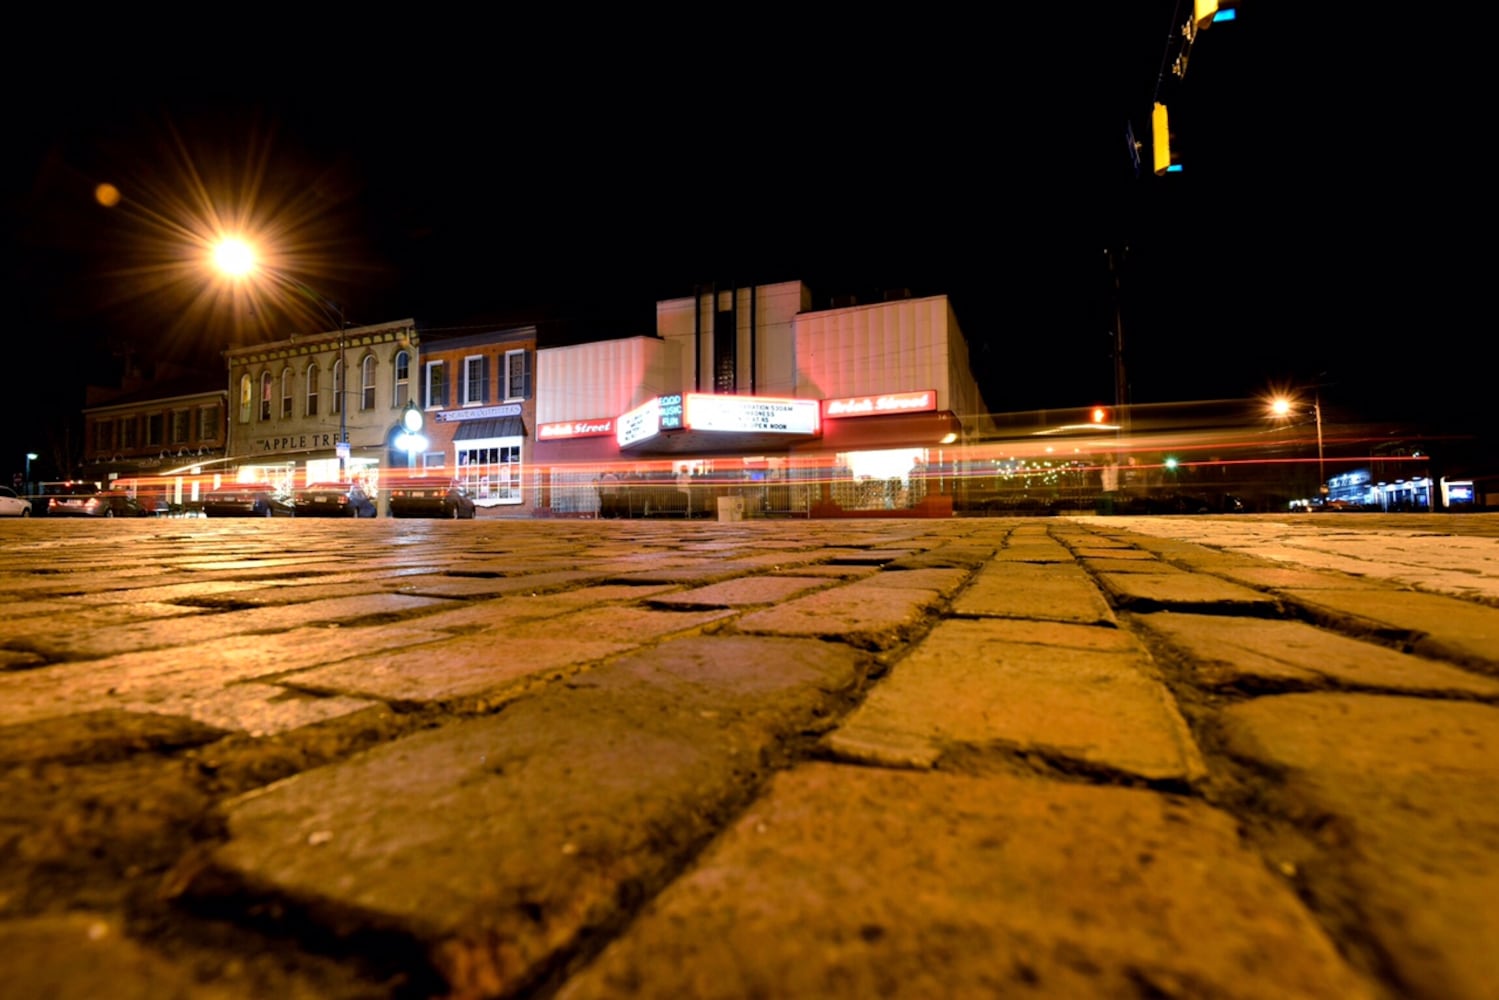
[122,418,137,450]
[306,363,319,416]
[280,367,294,418]
[259,372,273,421]
[394,350,410,407]
[198,404,221,442]
[94,420,114,452]
[361,355,376,410]
[171,410,191,444]
[504,349,531,400]
[462,354,487,405]
[425,361,447,409]
[238,374,252,424]
[147,413,164,446]
[332,360,343,416]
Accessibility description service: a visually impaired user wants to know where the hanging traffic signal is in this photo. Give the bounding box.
[1152,103,1181,175]
[1091,406,1110,424]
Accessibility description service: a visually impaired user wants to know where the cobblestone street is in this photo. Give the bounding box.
[3,514,1498,999]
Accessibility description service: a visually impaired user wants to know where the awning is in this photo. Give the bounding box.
[452,416,525,441]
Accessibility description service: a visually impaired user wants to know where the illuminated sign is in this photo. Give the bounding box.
[659,394,684,430]
[616,397,662,447]
[435,404,522,423]
[822,390,937,419]
[537,418,615,440]
[684,394,820,435]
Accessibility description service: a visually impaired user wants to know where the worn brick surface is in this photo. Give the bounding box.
[950,561,1117,624]
[826,618,1205,783]
[4,514,1499,1000]
[557,764,1374,1000]
[1217,694,1499,999]
[1134,612,1499,695]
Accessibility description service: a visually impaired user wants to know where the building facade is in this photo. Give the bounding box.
[223,319,419,492]
[79,367,227,510]
[413,326,537,509]
[533,279,994,516]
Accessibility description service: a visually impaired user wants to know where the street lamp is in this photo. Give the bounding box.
[25,452,37,492]
[209,237,352,477]
[1268,394,1325,497]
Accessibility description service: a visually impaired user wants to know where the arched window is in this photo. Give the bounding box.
[280,367,294,419]
[393,350,410,407]
[239,374,252,424]
[361,355,376,410]
[332,360,343,416]
[306,362,320,416]
[259,372,273,421]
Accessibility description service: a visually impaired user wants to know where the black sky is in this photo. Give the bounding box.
[6,6,1493,477]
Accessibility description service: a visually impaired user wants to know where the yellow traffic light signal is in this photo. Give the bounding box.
[1091,406,1109,424]
[1152,102,1180,175]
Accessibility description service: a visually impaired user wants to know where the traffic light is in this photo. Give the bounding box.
[1193,0,1238,29]
[1152,102,1181,175]
[1091,406,1110,424]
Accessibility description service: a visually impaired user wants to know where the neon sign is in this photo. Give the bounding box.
[822,390,936,419]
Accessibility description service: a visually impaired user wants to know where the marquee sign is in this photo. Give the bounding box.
[822,390,937,419]
[616,397,662,448]
[538,417,615,440]
[683,393,820,435]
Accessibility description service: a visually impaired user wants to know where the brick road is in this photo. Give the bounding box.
[2,514,1498,999]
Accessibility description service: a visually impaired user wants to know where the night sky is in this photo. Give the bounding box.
[6,6,1491,479]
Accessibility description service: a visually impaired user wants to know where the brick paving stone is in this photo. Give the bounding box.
[949,562,1117,626]
[3,593,450,661]
[382,570,603,599]
[1274,587,1499,675]
[858,566,972,598]
[0,625,452,728]
[1095,572,1281,615]
[555,764,1374,1000]
[196,635,870,999]
[1133,613,1499,695]
[115,682,379,737]
[0,914,248,1000]
[509,605,736,644]
[735,578,948,650]
[826,618,1205,783]
[1079,556,1182,574]
[1206,565,1381,591]
[1217,694,1499,1000]
[646,576,830,609]
[287,634,632,705]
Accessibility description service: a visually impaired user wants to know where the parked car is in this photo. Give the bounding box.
[202,486,295,517]
[387,480,476,519]
[47,488,153,518]
[292,482,377,518]
[0,485,33,517]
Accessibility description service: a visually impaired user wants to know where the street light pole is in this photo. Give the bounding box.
[1314,395,1325,497]
[25,452,37,493]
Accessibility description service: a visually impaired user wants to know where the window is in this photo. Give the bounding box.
[122,418,137,449]
[425,361,447,409]
[394,351,410,407]
[306,363,319,416]
[239,374,252,424]
[147,413,163,446]
[94,420,113,452]
[361,355,376,410]
[281,368,294,418]
[171,410,191,444]
[462,355,488,405]
[504,349,531,400]
[259,373,273,421]
[198,405,220,442]
[332,360,343,416]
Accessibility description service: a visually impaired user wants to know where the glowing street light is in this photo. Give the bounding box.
[1268,393,1325,497]
[208,236,352,477]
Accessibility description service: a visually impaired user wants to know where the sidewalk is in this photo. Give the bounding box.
[1,515,1497,999]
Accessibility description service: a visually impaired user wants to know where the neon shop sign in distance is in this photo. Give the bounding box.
[822,390,937,419]
[538,418,615,440]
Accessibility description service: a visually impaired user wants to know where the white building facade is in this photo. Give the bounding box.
[533,280,993,516]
